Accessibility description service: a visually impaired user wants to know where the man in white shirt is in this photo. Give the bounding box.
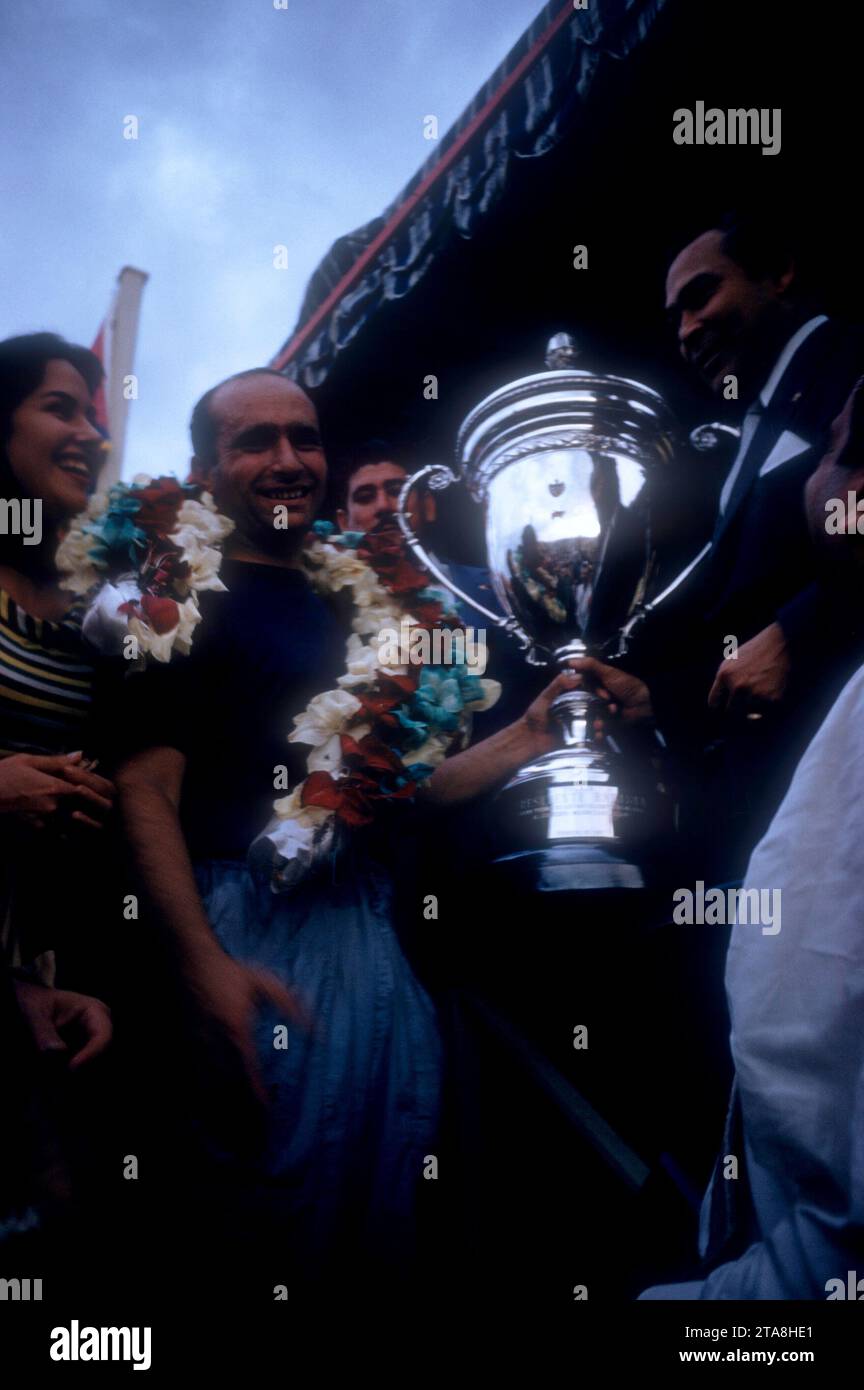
[638,376,864,1298]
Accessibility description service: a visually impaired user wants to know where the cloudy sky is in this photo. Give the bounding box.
[1,0,542,479]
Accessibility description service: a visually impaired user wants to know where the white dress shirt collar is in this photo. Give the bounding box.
[757,314,828,409]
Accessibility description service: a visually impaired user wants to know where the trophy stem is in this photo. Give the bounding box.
[550,639,593,749]
[552,688,593,749]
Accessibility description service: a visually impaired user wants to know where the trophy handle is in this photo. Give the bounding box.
[612,423,740,660]
[689,422,741,453]
[395,466,537,656]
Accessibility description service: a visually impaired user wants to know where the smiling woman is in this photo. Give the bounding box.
[0,332,116,972]
[2,349,104,530]
[0,332,109,724]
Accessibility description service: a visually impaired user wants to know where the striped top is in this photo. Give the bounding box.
[0,588,96,757]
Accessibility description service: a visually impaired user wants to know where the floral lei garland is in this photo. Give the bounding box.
[56,478,499,892]
[56,475,233,662]
[258,519,500,891]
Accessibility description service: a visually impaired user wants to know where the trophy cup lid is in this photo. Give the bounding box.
[544,331,581,369]
[456,333,677,503]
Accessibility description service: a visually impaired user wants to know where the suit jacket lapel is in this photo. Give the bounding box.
[710,321,833,547]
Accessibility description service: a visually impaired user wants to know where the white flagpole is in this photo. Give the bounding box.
[100,266,149,487]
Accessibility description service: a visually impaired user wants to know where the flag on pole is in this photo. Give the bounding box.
[90,266,149,487]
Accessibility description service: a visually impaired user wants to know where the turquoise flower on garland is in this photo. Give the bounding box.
[77,489,145,570]
[416,584,455,608]
[312,520,364,550]
[394,662,490,748]
[95,491,148,564]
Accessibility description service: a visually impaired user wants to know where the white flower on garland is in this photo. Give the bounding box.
[170,532,227,595]
[56,494,107,594]
[80,579,141,654]
[306,724,371,773]
[351,600,400,637]
[289,688,363,748]
[176,494,234,549]
[272,784,330,830]
[338,633,406,686]
[127,595,202,663]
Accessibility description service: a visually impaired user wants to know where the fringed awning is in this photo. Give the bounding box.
[271,0,670,389]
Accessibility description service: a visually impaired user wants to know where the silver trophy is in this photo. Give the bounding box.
[397,334,679,890]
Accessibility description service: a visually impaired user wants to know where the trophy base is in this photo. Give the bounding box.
[493,844,645,893]
[491,742,666,893]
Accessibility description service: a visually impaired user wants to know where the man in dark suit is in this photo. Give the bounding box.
[576,213,864,878]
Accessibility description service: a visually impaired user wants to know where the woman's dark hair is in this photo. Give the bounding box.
[0,332,103,452]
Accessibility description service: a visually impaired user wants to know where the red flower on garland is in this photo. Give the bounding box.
[118,593,181,634]
[355,672,417,726]
[140,538,188,595]
[301,770,379,827]
[133,476,188,534]
[300,730,421,827]
[357,527,430,595]
[410,600,457,627]
[340,732,405,774]
[140,593,181,634]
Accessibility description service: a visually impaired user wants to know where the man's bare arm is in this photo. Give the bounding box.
[116,745,306,1099]
[115,745,220,971]
[425,670,582,806]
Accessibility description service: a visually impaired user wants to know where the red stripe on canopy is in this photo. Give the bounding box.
[269,1,574,373]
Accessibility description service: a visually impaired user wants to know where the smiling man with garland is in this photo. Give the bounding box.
[112,368,445,1292]
[109,367,576,1300]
